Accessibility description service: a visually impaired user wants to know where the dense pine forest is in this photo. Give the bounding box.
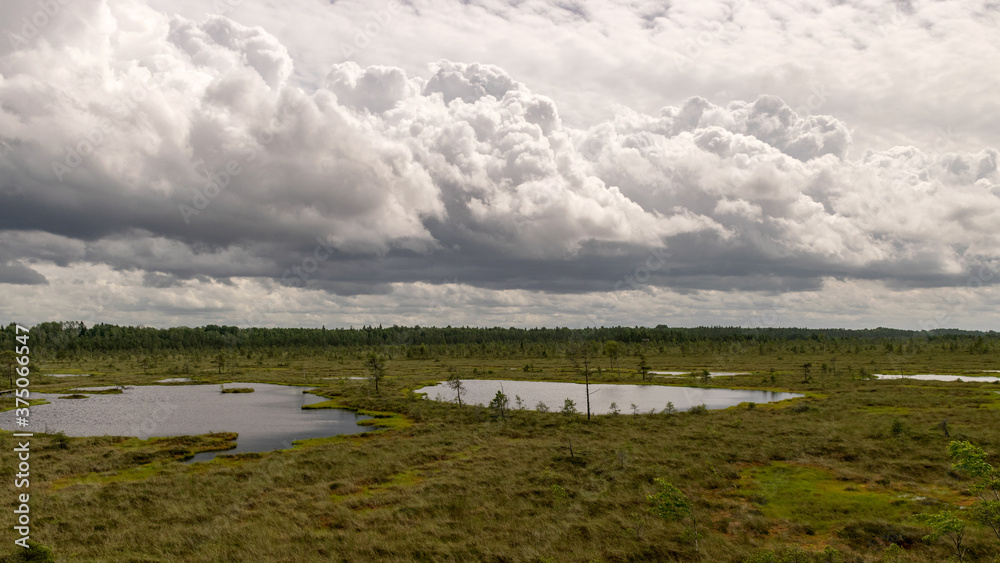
[4,321,998,358]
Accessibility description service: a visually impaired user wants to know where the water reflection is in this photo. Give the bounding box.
[875,374,1000,383]
[0,383,374,461]
[415,379,801,414]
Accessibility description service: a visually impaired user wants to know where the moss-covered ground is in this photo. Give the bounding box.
[2,346,999,561]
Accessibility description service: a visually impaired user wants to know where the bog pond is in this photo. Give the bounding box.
[415,379,802,414]
[650,371,749,378]
[874,374,1000,383]
[0,383,374,462]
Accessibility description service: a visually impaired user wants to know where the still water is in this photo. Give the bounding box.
[651,371,749,377]
[0,383,374,461]
[415,379,801,414]
[875,374,1000,383]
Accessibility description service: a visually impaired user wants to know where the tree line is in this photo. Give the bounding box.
[1,321,997,357]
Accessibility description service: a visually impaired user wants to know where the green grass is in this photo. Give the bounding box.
[740,462,929,533]
[861,406,911,415]
[220,387,254,393]
[302,396,413,431]
[47,433,239,491]
[3,347,1000,561]
[50,461,176,490]
[0,397,49,412]
[69,388,123,395]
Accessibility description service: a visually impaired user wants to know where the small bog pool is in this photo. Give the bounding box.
[0,383,374,461]
[874,374,1000,383]
[415,379,801,414]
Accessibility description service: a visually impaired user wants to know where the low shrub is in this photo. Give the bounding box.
[836,520,923,549]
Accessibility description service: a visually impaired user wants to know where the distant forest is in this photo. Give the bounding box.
[3,322,998,359]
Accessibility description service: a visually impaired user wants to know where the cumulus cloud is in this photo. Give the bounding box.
[0,0,998,328]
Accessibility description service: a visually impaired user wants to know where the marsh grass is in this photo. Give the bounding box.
[2,348,1000,560]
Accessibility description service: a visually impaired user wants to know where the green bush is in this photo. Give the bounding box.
[1,542,56,563]
[52,431,70,450]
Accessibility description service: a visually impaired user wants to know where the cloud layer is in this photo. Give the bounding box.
[1,0,999,328]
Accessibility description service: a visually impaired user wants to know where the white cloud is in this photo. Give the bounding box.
[1,0,999,329]
[5,261,1000,331]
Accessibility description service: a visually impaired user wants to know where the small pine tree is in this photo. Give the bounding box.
[447,374,465,406]
[561,398,578,416]
[488,390,509,420]
[364,352,387,393]
[647,479,698,550]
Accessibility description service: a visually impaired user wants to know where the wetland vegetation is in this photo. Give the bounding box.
[2,323,1000,561]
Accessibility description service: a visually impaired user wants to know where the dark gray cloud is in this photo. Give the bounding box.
[142,271,183,288]
[0,261,47,285]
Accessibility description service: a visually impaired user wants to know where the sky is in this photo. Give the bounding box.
[1,0,999,330]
